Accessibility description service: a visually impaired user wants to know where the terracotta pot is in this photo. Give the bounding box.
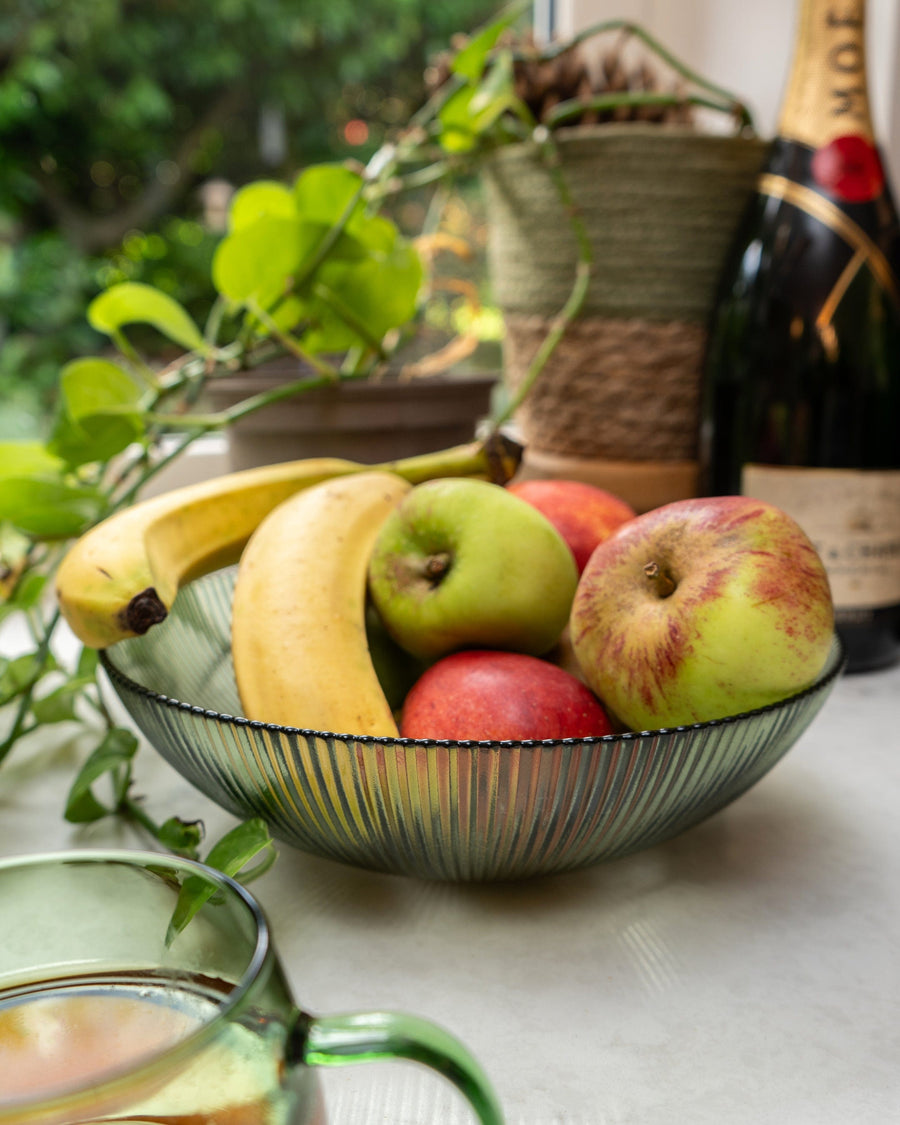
[205,366,497,472]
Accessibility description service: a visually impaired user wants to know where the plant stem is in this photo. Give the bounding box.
[490,130,594,429]
[545,91,753,131]
[292,182,366,293]
[245,300,342,377]
[147,371,347,432]
[0,607,60,767]
[311,282,387,360]
[114,430,208,509]
[112,329,163,390]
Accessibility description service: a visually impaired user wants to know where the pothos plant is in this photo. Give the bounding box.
[0,6,754,880]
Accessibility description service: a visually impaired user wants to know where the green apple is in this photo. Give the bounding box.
[367,477,578,660]
[569,495,835,730]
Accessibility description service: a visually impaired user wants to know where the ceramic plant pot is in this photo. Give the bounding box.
[205,365,498,471]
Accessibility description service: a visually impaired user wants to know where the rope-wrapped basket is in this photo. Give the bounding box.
[482,124,769,505]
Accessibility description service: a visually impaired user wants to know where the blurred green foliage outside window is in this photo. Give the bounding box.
[0,0,502,438]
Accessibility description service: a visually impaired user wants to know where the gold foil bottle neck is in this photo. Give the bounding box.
[777,0,875,149]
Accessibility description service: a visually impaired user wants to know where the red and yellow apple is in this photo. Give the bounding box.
[508,479,636,573]
[400,649,614,741]
[569,495,835,730]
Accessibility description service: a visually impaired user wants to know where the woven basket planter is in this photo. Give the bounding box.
[482,123,769,509]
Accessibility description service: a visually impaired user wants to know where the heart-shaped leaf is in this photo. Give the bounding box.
[48,358,145,466]
[0,443,64,479]
[213,215,305,305]
[317,234,424,341]
[293,164,365,227]
[228,180,297,230]
[0,476,108,539]
[89,282,208,353]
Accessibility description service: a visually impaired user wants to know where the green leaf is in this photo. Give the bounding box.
[213,215,366,308]
[437,85,480,153]
[31,675,95,724]
[229,180,297,230]
[48,412,143,469]
[64,727,139,823]
[0,443,64,480]
[263,294,305,334]
[9,570,46,610]
[312,233,424,346]
[0,476,108,539]
[48,358,145,466]
[76,646,100,677]
[293,164,365,227]
[166,819,276,942]
[345,212,396,255]
[0,652,56,706]
[0,521,31,610]
[450,8,521,82]
[88,282,208,353]
[438,52,523,153]
[204,818,277,882]
[469,48,517,120]
[212,215,304,305]
[156,816,204,857]
[59,358,143,415]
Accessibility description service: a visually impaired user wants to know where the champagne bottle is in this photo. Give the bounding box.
[700,0,900,672]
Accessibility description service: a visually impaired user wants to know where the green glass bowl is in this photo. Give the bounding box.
[101,567,845,882]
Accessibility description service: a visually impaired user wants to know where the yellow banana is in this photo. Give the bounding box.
[231,470,411,736]
[56,433,521,649]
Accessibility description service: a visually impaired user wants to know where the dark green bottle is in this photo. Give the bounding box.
[700,0,900,672]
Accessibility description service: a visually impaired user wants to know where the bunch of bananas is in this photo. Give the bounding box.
[56,434,522,738]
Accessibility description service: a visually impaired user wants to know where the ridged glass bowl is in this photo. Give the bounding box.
[101,567,845,882]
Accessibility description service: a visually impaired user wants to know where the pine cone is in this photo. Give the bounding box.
[516,32,695,128]
[426,26,696,130]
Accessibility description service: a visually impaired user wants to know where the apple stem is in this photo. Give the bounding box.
[424,552,452,585]
[643,560,676,598]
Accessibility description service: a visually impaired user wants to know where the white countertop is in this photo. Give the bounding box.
[0,646,898,1124]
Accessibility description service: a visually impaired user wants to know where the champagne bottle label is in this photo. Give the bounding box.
[742,465,900,608]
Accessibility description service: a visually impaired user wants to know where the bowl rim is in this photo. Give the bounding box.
[100,632,846,750]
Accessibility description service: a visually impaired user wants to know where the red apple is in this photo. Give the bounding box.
[507,479,636,573]
[399,649,614,741]
[570,495,835,731]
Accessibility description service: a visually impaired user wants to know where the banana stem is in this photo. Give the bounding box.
[377,432,523,486]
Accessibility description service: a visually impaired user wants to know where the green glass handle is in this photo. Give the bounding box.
[292,1009,504,1125]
